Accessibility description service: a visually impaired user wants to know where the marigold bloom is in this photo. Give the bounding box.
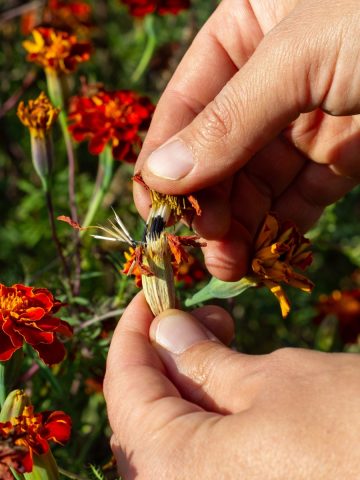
[121,0,190,17]
[251,213,314,317]
[0,283,72,364]
[315,289,360,344]
[17,92,59,139]
[174,253,207,287]
[122,246,153,287]
[68,89,154,162]
[44,0,92,34]
[0,405,71,473]
[21,0,92,36]
[23,27,91,74]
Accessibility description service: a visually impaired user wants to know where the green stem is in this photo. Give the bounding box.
[81,145,114,230]
[131,15,156,83]
[58,110,82,296]
[0,362,6,408]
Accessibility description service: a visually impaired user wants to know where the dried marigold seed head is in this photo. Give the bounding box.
[23,27,91,74]
[0,283,73,364]
[249,212,314,317]
[17,92,59,139]
[142,233,176,316]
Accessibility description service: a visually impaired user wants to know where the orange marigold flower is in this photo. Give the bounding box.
[23,27,91,74]
[0,283,73,365]
[251,213,314,317]
[315,289,360,344]
[121,0,190,17]
[0,405,71,473]
[68,89,154,162]
[17,92,59,139]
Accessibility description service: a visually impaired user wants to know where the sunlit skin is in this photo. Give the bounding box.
[134,0,360,282]
[106,0,360,478]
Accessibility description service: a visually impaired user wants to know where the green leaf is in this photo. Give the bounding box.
[185,276,256,307]
[24,451,59,480]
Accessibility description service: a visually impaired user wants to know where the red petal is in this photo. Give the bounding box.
[33,338,66,365]
[42,411,72,444]
[15,326,54,345]
[0,329,20,361]
[57,215,84,231]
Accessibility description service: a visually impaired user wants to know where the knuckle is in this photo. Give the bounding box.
[195,90,236,145]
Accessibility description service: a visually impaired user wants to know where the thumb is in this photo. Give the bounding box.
[150,308,255,414]
[140,11,348,194]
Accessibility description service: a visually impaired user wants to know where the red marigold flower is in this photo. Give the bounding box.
[68,88,154,162]
[0,405,71,473]
[122,246,153,287]
[0,283,73,365]
[21,0,92,36]
[121,0,190,17]
[43,0,92,34]
[174,253,207,288]
[315,289,360,344]
[23,27,91,74]
[251,213,314,317]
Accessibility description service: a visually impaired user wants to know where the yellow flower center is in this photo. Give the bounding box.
[0,292,27,314]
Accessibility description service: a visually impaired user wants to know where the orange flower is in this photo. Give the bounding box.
[23,27,91,74]
[0,406,71,473]
[17,92,59,139]
[251,213,314,317]
[0,283,73,364]
[315,289,360,344]
[68,88,154,162]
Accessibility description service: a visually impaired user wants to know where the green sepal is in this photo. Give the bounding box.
[24,451,59,480]
[185,276,257,307]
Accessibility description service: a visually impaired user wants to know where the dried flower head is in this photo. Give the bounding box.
[0,283,73,364]
[68,88,154,162]
[0,405,71,473]
[17,92,59,139]
[23,27,91,74]
[121,0,190,17]
[315,288,360,344]
[250,213,314,317]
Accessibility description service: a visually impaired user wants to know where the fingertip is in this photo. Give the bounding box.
[133,180,151,221]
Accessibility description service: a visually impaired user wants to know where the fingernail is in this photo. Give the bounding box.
[147,139,194,180]
[153,312,214,354]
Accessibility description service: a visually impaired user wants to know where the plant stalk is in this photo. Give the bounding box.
[131,15,156,83]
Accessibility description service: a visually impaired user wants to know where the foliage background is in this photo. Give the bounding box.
[0,0,359,478]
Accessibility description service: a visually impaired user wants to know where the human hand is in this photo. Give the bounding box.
[104,293,360,479]
[134,0,360,281]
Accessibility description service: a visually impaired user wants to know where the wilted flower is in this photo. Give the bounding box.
[0,283,73,364]
[0,438,29,478]
[315,289,360,344]
[250,213,314,317]
[121,0,190,17]
[68,88,154,162]
[17,92,59,140]
[17,92,59,184]
[23,27,91,74]
[0,405,71,473]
